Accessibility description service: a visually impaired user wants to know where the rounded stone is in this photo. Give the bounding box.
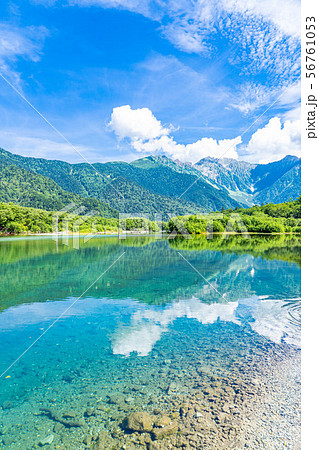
[123,412,153,432]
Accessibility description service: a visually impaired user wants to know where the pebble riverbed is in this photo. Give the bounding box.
[0,317,300,449]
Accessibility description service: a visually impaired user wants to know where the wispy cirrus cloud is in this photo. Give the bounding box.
[67,0,162,19]
[66,0,300,82]
[229,81,301,115]
[0,132,92,161]
[0,22,49,85]
[218,13,300,82]
[221,0,300,37]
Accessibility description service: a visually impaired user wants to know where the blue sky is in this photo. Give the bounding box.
[0,0,301,164]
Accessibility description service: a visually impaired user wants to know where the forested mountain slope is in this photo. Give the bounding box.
[0,148,300,217]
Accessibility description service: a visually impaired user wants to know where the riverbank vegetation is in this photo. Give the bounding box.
[0,202,160,235]
[167,198,301,235]
[0,198,300,235]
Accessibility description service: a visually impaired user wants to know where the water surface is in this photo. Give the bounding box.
[0,235,301,449]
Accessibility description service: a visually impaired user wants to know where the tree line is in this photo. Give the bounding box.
[0,202,160,235]
[167,197,301,235]
[0,198,301,235]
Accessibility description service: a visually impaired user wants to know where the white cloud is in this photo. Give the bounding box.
[67,0,161,19]
[63,1,302,137]
[218,13,300,84]
[230,81,301,115]
[108,105,241,163]
[162,20,209,54]
[108,104,171,141]
[243,117,300,163]
[38,0,300,121]
[108,106,302,164]
[282,105,301,122]
[222,0,300,38]
[65,0,300,82]
[230,82,275,114]
[68,0,300,39]
[158,0,300,62]
[0,24,45,62]
[185,136,241,161]
[0,23,48,84]
[278,81,301,107]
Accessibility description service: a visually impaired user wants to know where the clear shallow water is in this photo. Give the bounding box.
[0,235,301,449]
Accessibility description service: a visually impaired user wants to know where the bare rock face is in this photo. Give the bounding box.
[123,412,153,432]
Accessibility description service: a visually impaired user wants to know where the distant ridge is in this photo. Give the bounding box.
[0,147,300,218]
[194,154,300,205]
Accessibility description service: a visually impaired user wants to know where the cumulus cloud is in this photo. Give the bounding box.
[244,117,300,164]
[108,104,171,141]
[108,105,241,163]
[108,106,301,164]
[184,137,241,161]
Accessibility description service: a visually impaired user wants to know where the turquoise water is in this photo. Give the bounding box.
[0,235,301,449]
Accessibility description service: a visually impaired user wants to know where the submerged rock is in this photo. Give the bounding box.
[1,401,13,410]
[38,434,54,446]
[107,393,124,405]
[62,374,73,383]
[147,443,161,450]
[93,430,109,450]
[84,407,95,417]
[152,421,178,440]
[62,411,76,418]
[39,407,85,428]
[123,412,153,432]
[83,435,92,446]
[154,415,172,428]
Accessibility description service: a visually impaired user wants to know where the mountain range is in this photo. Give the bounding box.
[0,147,301,218]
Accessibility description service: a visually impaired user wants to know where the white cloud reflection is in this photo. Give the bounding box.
[112,297,239,356]
[111,295,300,356]
[0,295,300,355]
[237,296,301,346]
